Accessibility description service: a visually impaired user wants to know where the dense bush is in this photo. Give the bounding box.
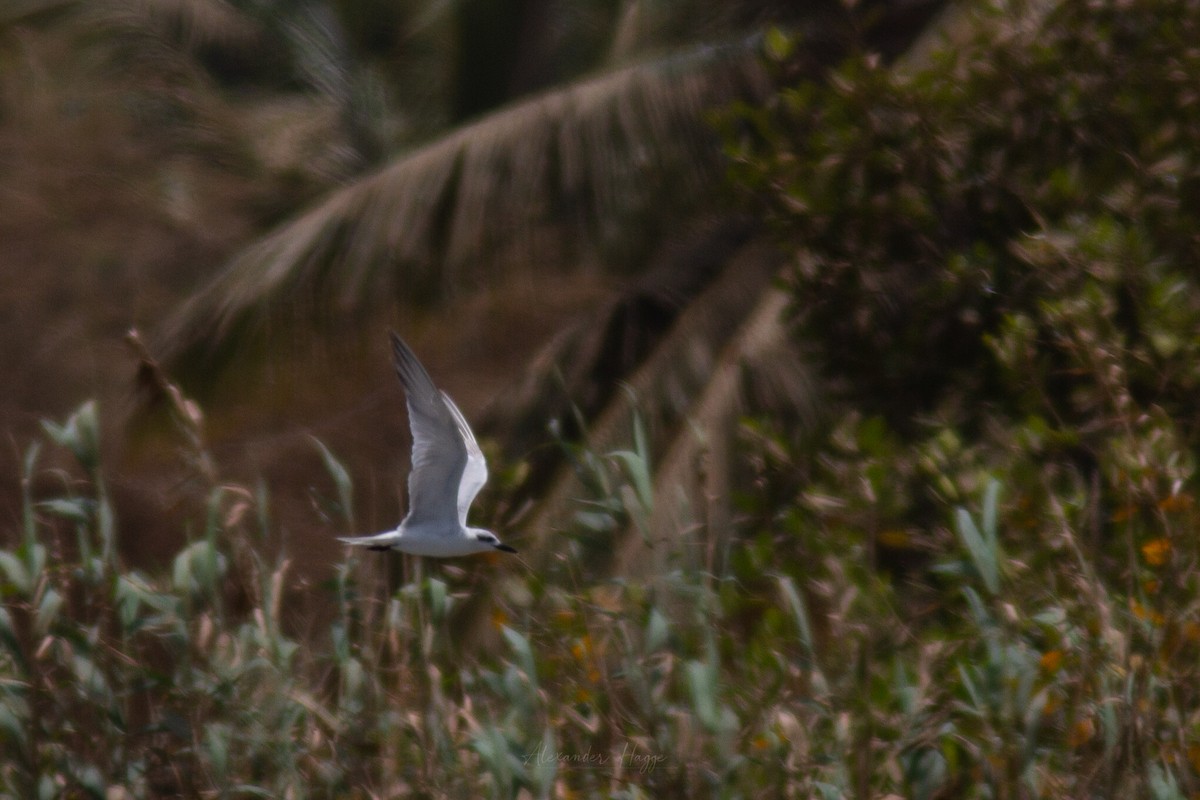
[721,0,1200,794]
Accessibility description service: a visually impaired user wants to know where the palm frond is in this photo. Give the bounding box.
[474,215,759,511]
[157,35,771,369]
[0,0,76,27]
[612,283,815,576]
[7,0,260,46]
[121,0,259,49]
[514,238,791,556]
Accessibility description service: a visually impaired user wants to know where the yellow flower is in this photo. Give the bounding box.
[878,529,914,549]
[1130,599,1165,625]
[1039,650,1063,674]
[1157,493,1193,513]
[1188,744,1200,774]
[1142,538,1171,566]
[1111,505,1137,523]
[1068,718,1095,748]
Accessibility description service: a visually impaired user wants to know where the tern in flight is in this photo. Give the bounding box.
[338,332,517,557]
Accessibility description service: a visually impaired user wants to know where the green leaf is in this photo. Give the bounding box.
[961,586,991,629]
[96,494,116,564]
[0,608,25,671]
[38,497,92,524]
[26,544,45,587]
[955,507,999,595]
[532,727,557,789]
[0,700,27,751]
[644,608,669,652]
[777,575,817,664]
[1032,606,1066,627]
[310,436,355,529]
[71,763,105,798]
[41,400,101,470]
[34,588,62,638]
[1148,763,1183,800]
[764,26,794,63]
[426,577,449,621]
[0,552,31,596]
[205,723,231,778]
[685,660,718,730]
[501,626,538,690]
[173,540,228,597]
[340,656,366,705]
[471,725,518,787]
[21,442,41,548]
[609,450,653,513]
[70,653,111,701]
[814,782,845,800]
[618,484,651,545]
[981,479,1000,543]
[114,574,177,633]
[574,509,617,533]
[330,622,350,665]
[956,662,985,716]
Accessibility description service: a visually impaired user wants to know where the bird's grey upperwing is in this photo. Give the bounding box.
[390,332,467,528]
[440,390,488,524]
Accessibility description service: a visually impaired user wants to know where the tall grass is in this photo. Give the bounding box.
[7,376,1200,797]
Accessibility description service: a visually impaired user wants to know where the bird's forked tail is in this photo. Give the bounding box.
[337,530,400,551]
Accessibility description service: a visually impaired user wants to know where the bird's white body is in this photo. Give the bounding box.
[338,333,516,558]
[340,523,501,557]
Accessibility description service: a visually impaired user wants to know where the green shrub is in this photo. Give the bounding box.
[718,0,1200,794]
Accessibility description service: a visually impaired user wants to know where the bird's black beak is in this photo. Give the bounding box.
[495,543,518,553]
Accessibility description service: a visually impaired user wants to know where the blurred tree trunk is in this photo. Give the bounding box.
[452,0,563,119]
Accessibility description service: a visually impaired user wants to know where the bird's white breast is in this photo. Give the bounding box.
[394,522,481,557]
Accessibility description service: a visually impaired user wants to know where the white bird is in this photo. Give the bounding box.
[338,332,517,557]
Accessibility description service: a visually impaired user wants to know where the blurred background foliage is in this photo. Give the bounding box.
[6,0,1200,796]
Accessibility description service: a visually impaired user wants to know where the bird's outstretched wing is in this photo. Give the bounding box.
[440,390,488,524]
[389,332,486,529]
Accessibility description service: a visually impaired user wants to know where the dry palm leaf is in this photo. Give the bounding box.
[517,236,787,551]
[157,36,771,369]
